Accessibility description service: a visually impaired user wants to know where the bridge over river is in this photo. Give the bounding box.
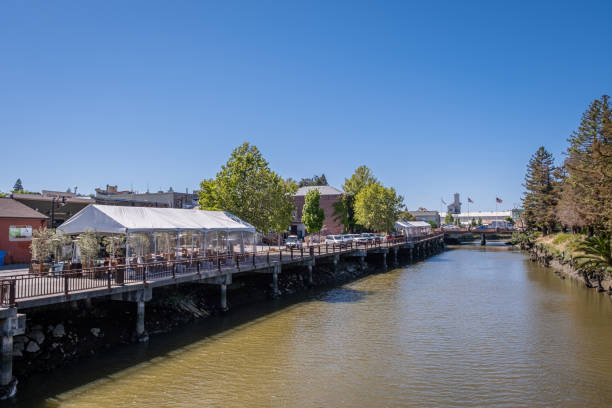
[442,228,514,245]
[0,233,445,398]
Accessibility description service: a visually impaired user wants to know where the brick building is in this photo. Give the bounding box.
[0,198,48,264]
[291,186,344,238]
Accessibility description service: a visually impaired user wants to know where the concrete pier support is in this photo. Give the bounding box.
[136,300,147,342]
[382,253,387,269]
[272,270,279,297]
[333,254,339,272]
[1,322,14,397]
[480,234,486,246]
[111,288,152,342]
[307,263,313,285]
[0,310,24,400]
[409,247,413,263]
[393,247,398,266]
[359,255,366,271]
[220,284,228,311]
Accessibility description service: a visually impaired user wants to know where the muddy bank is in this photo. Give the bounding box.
[12,258,381,380]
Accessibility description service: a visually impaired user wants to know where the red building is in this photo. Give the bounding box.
[0,198,47,264]
[291,186,344,238]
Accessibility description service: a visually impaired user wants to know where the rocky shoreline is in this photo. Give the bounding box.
[12,258,382,380]
[524,243,612,294]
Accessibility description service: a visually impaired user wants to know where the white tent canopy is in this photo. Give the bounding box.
[57,204,256,234]
[394,220,432,236]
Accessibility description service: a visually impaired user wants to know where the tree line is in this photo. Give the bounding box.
[198,143,404,239]
[522,94,611,236]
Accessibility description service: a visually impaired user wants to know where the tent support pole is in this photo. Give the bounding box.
[176,230,181,260]
[126,231,130,266]
[153,233,157,260]
[191,233,194,263]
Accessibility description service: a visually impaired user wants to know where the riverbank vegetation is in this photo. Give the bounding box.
[519,94,611,287]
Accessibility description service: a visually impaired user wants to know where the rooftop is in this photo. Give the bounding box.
[0,198,48,219]
[295,186,343,196]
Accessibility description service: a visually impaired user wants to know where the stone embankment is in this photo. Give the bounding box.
[11,254,415,380]
[524,242,612,295]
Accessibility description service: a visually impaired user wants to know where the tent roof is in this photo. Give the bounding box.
[395,220,431,228]
[57,205,256,234]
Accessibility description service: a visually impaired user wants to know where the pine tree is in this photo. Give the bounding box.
[561,95,612,234]
[522,147,559,234]
[13,178,23,192]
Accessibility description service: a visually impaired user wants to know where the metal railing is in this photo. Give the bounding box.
[0,233,443,307]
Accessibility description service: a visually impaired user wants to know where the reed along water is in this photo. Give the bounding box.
[10,243,612,407]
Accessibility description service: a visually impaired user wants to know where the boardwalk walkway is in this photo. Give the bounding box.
[0,233,444,311]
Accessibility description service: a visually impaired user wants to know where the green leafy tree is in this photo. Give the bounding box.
[199,143,296,236]
[13,178,23,192]
[471,218,477,227]
[332,166,378,233]
[332,196,352,233]
[302,189,325,235]
[504,216,515,226]
[427,220,438,228]
[354,182,404,233]
[444,213,454,225]
[398,208,416,221]
[343,165,377,197]
[478,217,483,226]
[522,146,560,235]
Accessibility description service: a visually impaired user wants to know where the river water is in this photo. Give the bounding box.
[11,244,612,407]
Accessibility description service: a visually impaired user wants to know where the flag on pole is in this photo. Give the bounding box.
[496,197,503,203]
[468,197,474,203]
[441,198,446,205]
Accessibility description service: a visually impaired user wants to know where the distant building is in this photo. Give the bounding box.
[408,209,440,226]
[291,186,344,238]
[95,185,198,209]
[440,210,512,226]
[447,193,462,214]
[0,198,48,264]
[12,192,94,229]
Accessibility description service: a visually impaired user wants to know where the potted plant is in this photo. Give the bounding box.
[30,226,54,274]
[76,229,100,275]
[104,234,125,283]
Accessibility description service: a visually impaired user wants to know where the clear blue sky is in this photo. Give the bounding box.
[1,1,610,212]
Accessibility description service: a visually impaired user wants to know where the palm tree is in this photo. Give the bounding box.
[575,235,612,290]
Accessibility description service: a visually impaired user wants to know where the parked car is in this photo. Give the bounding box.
[473,225,489,231]
[443,224,461,230]
[325,235,345,247]
[341,235,354,245]
[285,235,302,249]
[353,233,370,244]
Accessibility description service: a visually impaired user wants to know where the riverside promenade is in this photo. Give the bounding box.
[0,233,444,398]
